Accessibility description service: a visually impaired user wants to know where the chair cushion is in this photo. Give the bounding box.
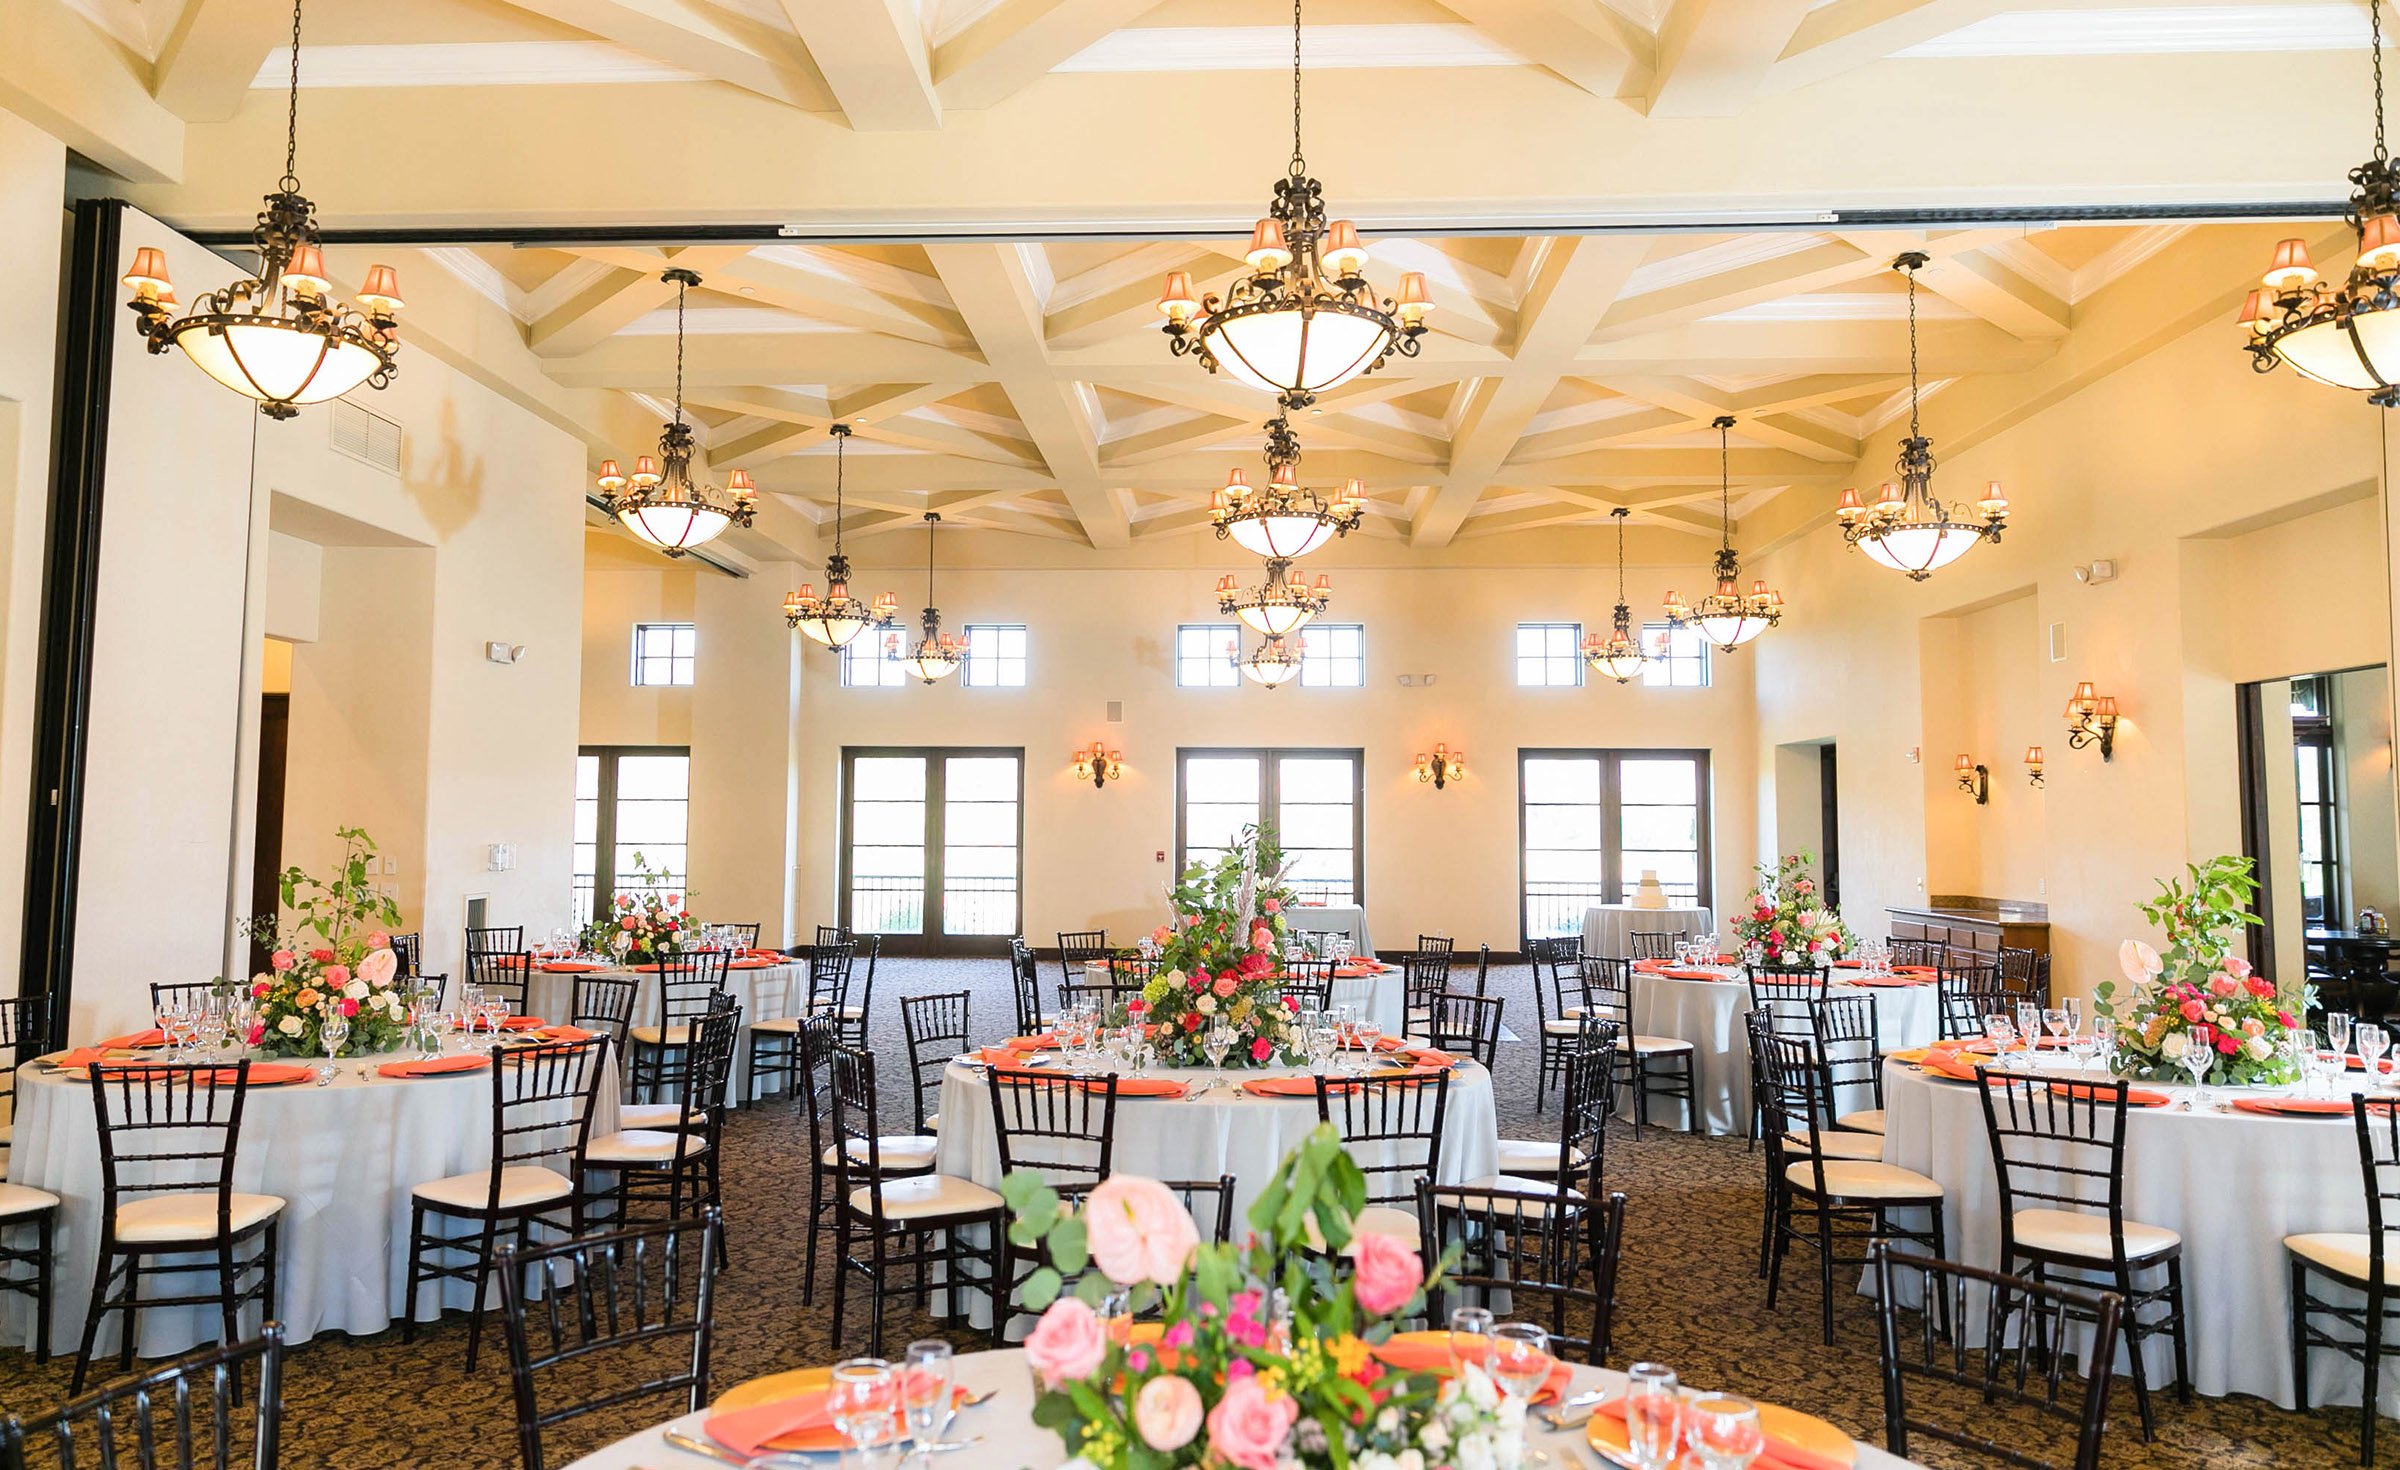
[413,1165,576,1213]
[114,1190,283,1243]
[629,1025,690,1046]
[1458,1175,1588,1217]
[924,1112,941,1132]
[2286,1231,2400,1286]
[1835,1108,1887,1134]
[2012,1207,2179,1262]
[847,1173,1003,1222]
[617,1102,704,1130]
[0,1182,59,1219]
[751,1017,804,1035]
[1783,1160,1943,1202]
[1493,1138,1588,1177]
[1541,1019,1586,1037]
[821,1136,939,1170]
[1632,1035,1694,1055]
[1786,1128,1884,1161]
[585,1129,710,1166]
[1302,1204,1419,1250]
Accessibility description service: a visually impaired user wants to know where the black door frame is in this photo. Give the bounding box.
[1513,747,1716,951]
[580,744,693,919]
[1171,747,1366,905]
[835,746,1024,956]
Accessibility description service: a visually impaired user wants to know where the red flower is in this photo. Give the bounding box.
[2246,976,2275,998]
[2215,1034,2239,1055]
[1282,996,1299,1013]
[340,998,359,1017]
[2278,1010,2298,1028]
[1250,1037,1272,1062]
[2178,999,2205,1023]
[1183,1012,1204,1032]
[308,948,336,965]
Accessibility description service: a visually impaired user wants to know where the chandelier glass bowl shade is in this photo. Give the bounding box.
[1233,634,1307,687]
[1217,561,1331,638]
[900,512,967,684]
[1154,0,1430,410]
[784,423,900,648]
[2243,0,2400,402]
[1582,507,1655,684]
[1835,253,2007,580]
[595,270,758,558]
[1665,417,1784,652]
[121,0,400,420]
[1213,415,1364,560]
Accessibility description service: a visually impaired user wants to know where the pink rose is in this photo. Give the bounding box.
[1250,1037,1272,1062]
[1162,1320,1194,1350]
[1262,898,1281,914]
[617,894,634,909]
[307,948,336,965]
[1151,925,1174,946]
[1347,1230,1422,1315]
[2208,973,2239,998]
[1188,971,1209,992]
[620,916,636,930]
[1206,1377,1297,1470]
[365,930,390,950]
[1251,925,1274,952]
[1214,975,1241,999]
[340,998,359,1017]
[666,893,681,905]
[271,950,295,972]
[323,964,351,988]
[2179,999,2206,1022]
[2225,956,2254,979]
[1023,1297,1107,1387]
[1084,1176,1200,1286]
[1136,1375,1204,1452]
[1239,952,1273,977]
[1181,915,1199,928]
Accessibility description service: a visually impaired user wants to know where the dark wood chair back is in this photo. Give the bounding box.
[1978,1073,2137,1263]
[985,1071,1119,1194]
[86,1063,259,1236]
[1813,994,1886,1116]
[901,991,972,1134]
[1746,964,1828,1046]
[1421,1183,1628,1367]
[389,932,422,980]
[466,948,529,1012]
[569,974,642,1051]
[1314,1071,1451,1216]
[1056,930,1109,988]
[1427,992,1505,1069]
[1009,937,1045,1034]
[1628,931,1679,962]
[1577,956,1634,1035]
[1528,936,1582,1023]
[1,1325,283,1470]
[479,1038,610,1214]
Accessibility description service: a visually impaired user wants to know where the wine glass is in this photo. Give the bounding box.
[2062,995,2084,1035]
[2362,1023,2392,1085]
[482,996,510,1041]
[1204,1019,1235,1069]
[2181,1026,2214,1108]
[1685,1395,1766,1470]
[2329,1011,2356,1067]
[1622,1363,1682,1470]
[2014,1001,2043,1056]
[1447,1306,1494,1376]
[827,1358,898,1470]
[2066,1015,2097,1077]
[900,1340,954,1470]
[195,999,230,1057]
[318,1006,351,1085]
[1984,1010,2017,1065]
[1488,1323,1551,1404]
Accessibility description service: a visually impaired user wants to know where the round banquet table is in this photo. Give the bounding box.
[562,1346,1923,1470]
[1880,1059,2396,1415]
[1630,966,1940,1136]
[1,1044,621,1359]
[524,957,803,1101]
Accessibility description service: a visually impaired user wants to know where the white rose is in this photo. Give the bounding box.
[1397,1451,1424,1470]
[344,980,368,1000]
[2161,1031,2188,1059]
[1358,1453,1396,1470]
[1456,1432,1496,1470]
[1374,1408,1401,1437]
[1417,1420,1450,1455]
[277,1015,303,1037]
[2246,1035,2273,1060]
[1196,994,1216,1016]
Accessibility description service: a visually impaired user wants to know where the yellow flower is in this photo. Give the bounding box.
[1331,1334,1372,1378]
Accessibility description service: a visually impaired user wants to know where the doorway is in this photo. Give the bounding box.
[838,748,1024,954]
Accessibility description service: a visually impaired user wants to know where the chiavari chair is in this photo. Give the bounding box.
[1426,991,1505,1070]
[798,1018,930,1305]
[1627,931,1679,962]
[1888,937,1947,970]
[1870,1244,2121,1470]
[1997,945,2052,1005]
[568,973,641,1057]
[1465,943,1493,997]
[1173,1176,1239,1246]
[1278,959,1335,1018]
[1055,930,1109,992]
[814,923,851,949]
[1582,956,1695,1138]
[1008,937,1050,1035]
[1400,943,1453,1041]
[1528,935,1586,1111]
[584,1005,737,1265]
[1,994,53,1164]
[1314,1071,1451,1247]
[499,1212,718,1470]
[627,949,731,1104]
[1497,1015,1615,1201]
[1746,963,1833,1145]
[2288,1092,2400,1465]
[987,1069,1122,1326]
[828,1042,1003,1356]
[147,981,223,1016]
[389,931,422,980]
[1057,980,1137,1015]
[1814,993,1890,1138]
[842,935,882,1049]
[1978,1070,2188,1438]
[1420,1183,1628,1367]
[901,990,972,1133]
[466,946,530,1014]
[1938,961,2009,1042]
[744,938,851,1104]
[404,1036,609,1371]
[1758,1029,1947,1345]
[4,1325,283,1470]
[74,1063,284,1394]
[0,996,55,1360]
[722,922,763,951]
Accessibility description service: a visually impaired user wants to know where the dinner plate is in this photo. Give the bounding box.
[1586,1396,1855,1469]
[711,1367,969,1453]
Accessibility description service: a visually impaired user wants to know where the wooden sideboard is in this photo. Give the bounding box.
[1887,900,2051,960]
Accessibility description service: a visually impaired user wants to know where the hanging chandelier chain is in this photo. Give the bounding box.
[672,274,687,428]
[1905,259,1921,439]
[281,0,304,191]
[1290,0,1307,175]
[1716,416,1733,553]
[831,424,848,554]
[2377,0,2388,162]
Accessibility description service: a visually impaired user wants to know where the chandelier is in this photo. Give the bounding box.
[1834,254,2008,579]
[1665,416,1784,652]
[1582,507,1655,684]
[900,512,967,683]
[1214,415,1364,560]
[595,269,758,557]
[1154,0,1431,410]
[784,424,899,648]
[1217,560,1331,637]
[1232,634,1306,687]
[121,0,401,419]
[2243,0,2400,399]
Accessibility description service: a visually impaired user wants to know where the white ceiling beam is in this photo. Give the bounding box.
[525,246,750,358]
[689,384,1038,467]
[1872,241,2073,339]
[154,0,291,122]
[780,0,940,130]
[932,0,1172,111]
[1767,0,2012,95]
[1646,0,1816,117]
[1585,375,1861,460]
[495,0,832,110]
[0,0,182,181]
[1434,0,1655,99]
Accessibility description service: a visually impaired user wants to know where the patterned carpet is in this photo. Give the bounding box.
[0,957,2355,1467]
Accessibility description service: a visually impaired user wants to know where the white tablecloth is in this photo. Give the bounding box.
[1632,967,1939,1136]
[1583,905,1715,960]
[1881,1061,2395,1414]
[524,960,803,1101]
[1287,903,1373,959]
[3,1046,621,1358]
[564,1348,1923,1470]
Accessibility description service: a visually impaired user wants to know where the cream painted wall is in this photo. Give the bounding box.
[1754,311,2391,1004]
[2336,666,2398,916]
[1922,592,2046,900]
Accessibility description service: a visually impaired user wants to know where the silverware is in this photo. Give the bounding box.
[663,1430,749,1466]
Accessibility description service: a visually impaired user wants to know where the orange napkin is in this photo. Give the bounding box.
[50,1048,123,1068]
[1339,1034,1407,1052]
[1087,1076,1188,1099]
[1005,1033,1059,1052]
[1843,976,1926,988]
[2230,1095,2387,1117]
[2049,1081,2172,1108]
[1916,1048,2002,1084]
[1641,967,1727,982]
[730,958,781,970]
[536,1025,597,1042]
[1407,1047,1462,1068]
[1590,1398,1849,1470]
[1333,963,1384,978]
[1241,1076,1323,1098]
[238,1063,316,1086]
[707,1384,965,1457]
[379,1054,493,1078]
[1368,1337,1572,1404]
[742,949,788,962]
[538,961,605,973]
[100,1029,166,1049]
[973,1047,1045,1071]
[499,1016,545,1032]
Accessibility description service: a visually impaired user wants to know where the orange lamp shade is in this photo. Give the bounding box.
[1395,272,1432,323]
[1955,753,1974,773]
[728,469,756,498]
[2237,289,2272,334]
[2264,238,2319,293]
[1977,480,2008,516]
[283,244,330,296]
[1322,220,1369,277]
[596,459,627,491]
[2024,746,2045,766]
[358,264,405,313]
[632,456,662,487]
[122,247,172,299]
[2366,214,2400,272]
[2094,696,2119,719]
[1245,219,1292,272]
[1157,271,1198,320]
[1835,487,1865,521]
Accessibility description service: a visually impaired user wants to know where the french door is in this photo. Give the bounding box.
[838,747,1023,954]
[1517,749,1713,946]
[1174,748,1363,905]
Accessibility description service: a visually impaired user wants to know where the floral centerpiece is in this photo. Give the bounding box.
[1007,1124,1524,1470]
[579,852,690,963]
[1135,826,1300,1066]
[1734,851,1853,965]
[2097,855,2302,1087]
[243,826,409,1058]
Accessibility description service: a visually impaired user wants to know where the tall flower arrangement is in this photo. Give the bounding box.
[1007,1125,1522,1470]
[579,853,690,962]
[1734,852,1852,963]
[245,827,408,1058]
[1138,826,1298,1066]
[2096,855,2299,1086]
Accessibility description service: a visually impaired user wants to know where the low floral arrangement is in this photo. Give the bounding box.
[245,827,408,1058]
[1734,852,1853,965]
[1006,1125,1522,1470]
[579,853,690,963]
[2097,854,2302,1087]
[1134,826,1299,1067]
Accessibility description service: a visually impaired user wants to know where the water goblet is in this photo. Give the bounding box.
[1488,1323,1552,1405]
[1984,1011,2018,1067]
[2014,1001,2043,1057]
[2363,1023,2392,1086]
[900,1340,954,1470]
[318,1006,351,1085]
[1685,1395,1766,1470]
[1622,1363,1682,1470]
[1204,1020,1234,1070]
[2066,1013,2097,1076]
[2330,1012,2356,1066]
[2180,1026,2215,1108]
[827,1358,898,1470]
[1447,1306,1494,1376]
[196,1000,230,1056]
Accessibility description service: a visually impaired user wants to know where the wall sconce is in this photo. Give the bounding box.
[1415,744,1465,790]
[2064,681,2120,761]
[1955,753,1989,804]
[2024,745,2045,788]
[1071,744,1124,790]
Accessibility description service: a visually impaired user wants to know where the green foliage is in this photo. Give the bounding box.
[276,827,402,962]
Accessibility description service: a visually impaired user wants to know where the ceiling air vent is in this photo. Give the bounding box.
[330,400,403,474]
